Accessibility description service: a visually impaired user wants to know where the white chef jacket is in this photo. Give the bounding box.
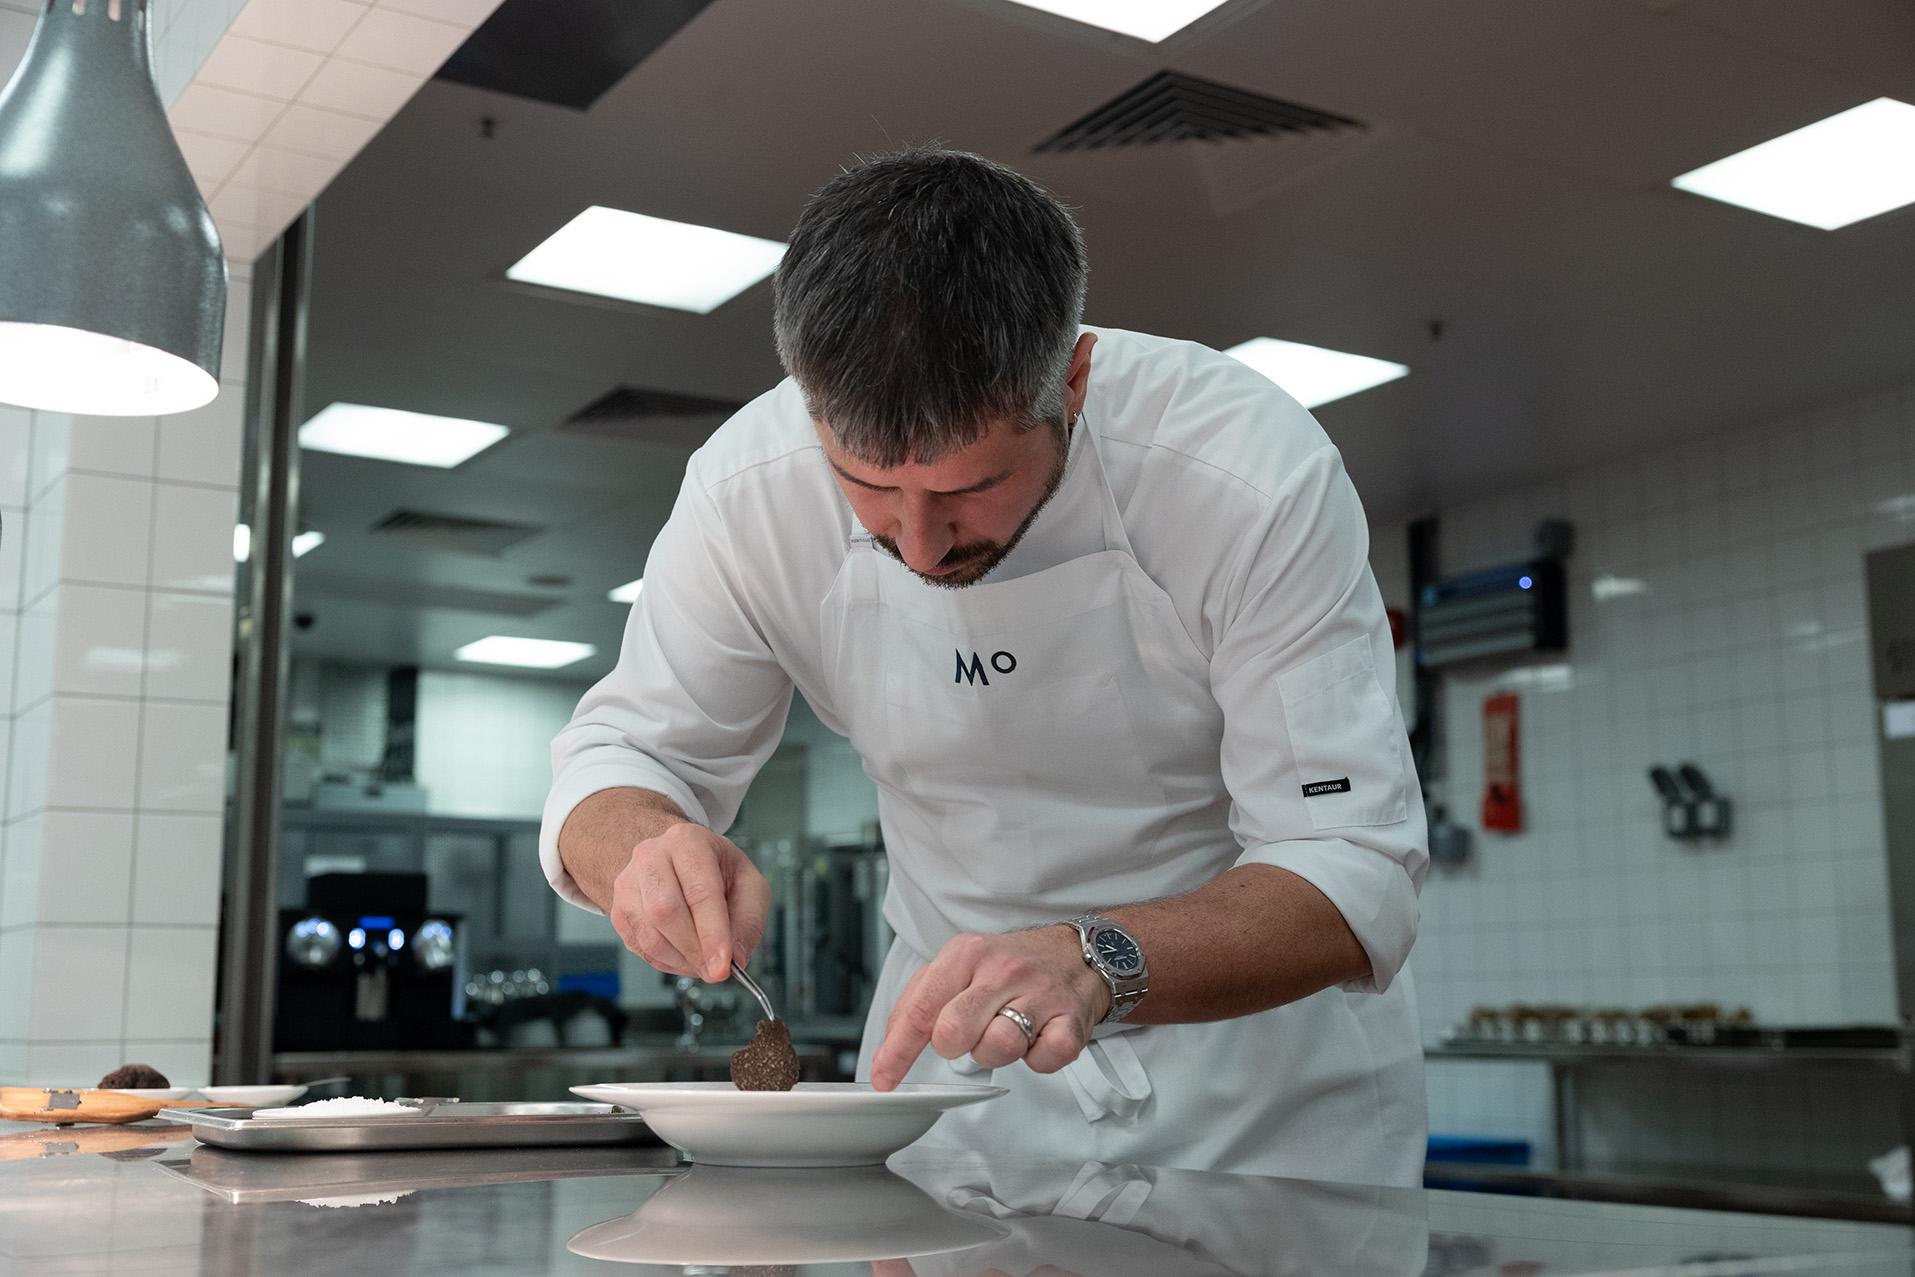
[541,327,1430,1178]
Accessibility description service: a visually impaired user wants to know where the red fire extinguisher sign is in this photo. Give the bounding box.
[1482,692,1523,832]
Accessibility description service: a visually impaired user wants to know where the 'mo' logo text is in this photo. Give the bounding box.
[955,649,1018,686]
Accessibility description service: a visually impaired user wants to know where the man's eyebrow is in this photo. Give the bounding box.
[827,458,1015,496]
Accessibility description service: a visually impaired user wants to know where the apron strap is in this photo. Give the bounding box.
[1055,1161,1153,1226]
[950,1032,1152,1126]
[1061,1033,1152,1125]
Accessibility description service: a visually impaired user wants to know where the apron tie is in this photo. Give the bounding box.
[1061,1033,1152,1124]
[940,1160,1152,1226]
[1054,1161,1152,1225]
[948,1033,1151,1125]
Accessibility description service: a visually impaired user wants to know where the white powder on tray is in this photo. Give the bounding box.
[252,1097,420,1119]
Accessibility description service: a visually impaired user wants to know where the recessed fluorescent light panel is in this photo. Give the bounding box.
[454,636,597,669]
[608,577,644,604]
[1671,98,1915,230]
[1223,338,1408,409]
[1000,0,1231,41]
[300,403,508,468]
[292,530,326,558]
[507,206,787,314]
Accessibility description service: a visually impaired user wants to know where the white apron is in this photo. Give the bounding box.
[817,421,1426,1185]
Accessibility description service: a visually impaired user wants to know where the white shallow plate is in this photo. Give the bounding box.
[110,1087,194,1101]
[570,1081,1005,1167]
[198,1085,307,1108]
[567,1162,1008,1266]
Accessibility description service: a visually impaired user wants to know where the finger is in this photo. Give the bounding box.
[966,1010,1034,1071]
[1022,1013,1086,1075]
[637,853,713,982]
[872,940,984,1089]
[928,946,1046,1061]
[670,842,735,982]
[724,850,774,965]
[615,895,696,975]
[629,914,700,976]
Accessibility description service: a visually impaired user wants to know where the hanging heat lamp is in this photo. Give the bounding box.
[0,0,225,416]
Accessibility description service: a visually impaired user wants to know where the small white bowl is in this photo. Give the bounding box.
[199,1085,307,1108]
[108,1087,194,1101]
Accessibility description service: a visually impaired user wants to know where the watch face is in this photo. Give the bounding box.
[1093,926,1143,975]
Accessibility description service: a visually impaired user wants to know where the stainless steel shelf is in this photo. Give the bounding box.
[1429,1041,1910,1072]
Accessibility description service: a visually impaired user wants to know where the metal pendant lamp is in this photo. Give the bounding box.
[0,0,225,416]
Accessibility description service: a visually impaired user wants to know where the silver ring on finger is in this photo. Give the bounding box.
[996,1005,1036,1051]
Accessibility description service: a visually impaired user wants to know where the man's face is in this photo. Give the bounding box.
[817,414,1069,588]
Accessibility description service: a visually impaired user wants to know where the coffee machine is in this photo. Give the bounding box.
[274,872,472,1051]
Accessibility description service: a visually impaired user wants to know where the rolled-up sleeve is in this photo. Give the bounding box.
[539,468,796,912]
[1210,446,1428,992]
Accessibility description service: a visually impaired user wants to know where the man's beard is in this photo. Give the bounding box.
[872,423,1071,589]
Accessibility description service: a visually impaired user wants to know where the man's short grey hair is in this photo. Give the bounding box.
[773,145,1089,467]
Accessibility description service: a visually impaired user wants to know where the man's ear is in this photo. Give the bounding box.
[1064,332,1098,420]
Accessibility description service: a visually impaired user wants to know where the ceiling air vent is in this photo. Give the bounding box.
[1034,70,1361,154]
[369,509,540,557]
[558,385,744,450]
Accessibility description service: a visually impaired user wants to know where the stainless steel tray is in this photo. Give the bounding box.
[161,1103,661,1153]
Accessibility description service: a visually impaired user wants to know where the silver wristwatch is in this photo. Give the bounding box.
[1068,914,1149,1024]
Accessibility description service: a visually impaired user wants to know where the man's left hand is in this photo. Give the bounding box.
[869,925,1111,1091]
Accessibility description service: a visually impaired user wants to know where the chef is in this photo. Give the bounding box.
[541,146,1429,1184]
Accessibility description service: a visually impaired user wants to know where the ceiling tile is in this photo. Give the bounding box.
[262,102,388,162]
[192,32,325,100]
[377,0,504,28]
[171,129,252,188]
[335,6,471,75]
[168,81,286,144]
[217,225,274,267]
[300,56,427,121]
[227,145,345,200]
[228,0,371,55]
[210,183,312,232]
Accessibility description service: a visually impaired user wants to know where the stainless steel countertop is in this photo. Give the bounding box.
[1,1119,1908,1274]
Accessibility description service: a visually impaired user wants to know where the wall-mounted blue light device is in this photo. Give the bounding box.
[0,0,224,415]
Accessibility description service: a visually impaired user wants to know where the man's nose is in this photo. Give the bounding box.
[893,495,954,572]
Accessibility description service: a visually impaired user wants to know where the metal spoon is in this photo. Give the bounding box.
[731,961,778,1023]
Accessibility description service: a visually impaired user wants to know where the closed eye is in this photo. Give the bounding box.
[828,460,1014,497]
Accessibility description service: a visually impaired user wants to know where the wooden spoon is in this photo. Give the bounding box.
[1,1087,162,1124]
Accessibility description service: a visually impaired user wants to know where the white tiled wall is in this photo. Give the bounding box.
[0,246,249,1086]
[0,0,498,1087]
[1371,381,1915,1168]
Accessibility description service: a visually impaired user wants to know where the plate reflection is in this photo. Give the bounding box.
[566,1163,1011,1268]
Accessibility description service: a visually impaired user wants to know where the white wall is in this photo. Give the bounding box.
[0,0,254,1088]
[414,669,591,820]
[784,693,881,846]
[0,285,252,1088]
[1377,381,1913,1166]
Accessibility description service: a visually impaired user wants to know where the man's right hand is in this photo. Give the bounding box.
[609,822,772,984]
[558,787,773,984]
